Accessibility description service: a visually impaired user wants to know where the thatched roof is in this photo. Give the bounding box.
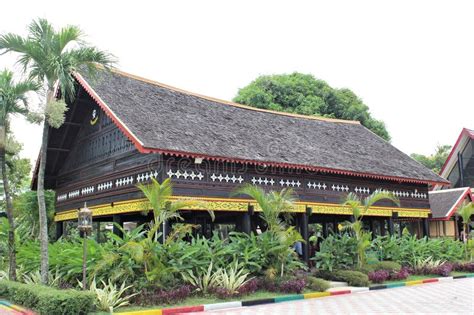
[74,69,448,185]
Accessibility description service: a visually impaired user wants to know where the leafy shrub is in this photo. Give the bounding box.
[277,278,306,294]
[313,234,358,271]
[0,280,96,314]
[368,270,390,283]
[306,277,330,292]
[371,235,465,267]
[369,261,401,273]
[390,267,410,280]
[133,285,192,306]
[453,262,474,273]
[317,270,369,287]
[238,278,259,295]
[431,263,453,277]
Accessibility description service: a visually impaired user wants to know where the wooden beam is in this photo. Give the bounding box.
[47,147,70,152]
[63,121,82,127]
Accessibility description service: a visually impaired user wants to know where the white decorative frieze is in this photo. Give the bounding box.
[57,193,67,202]
[354,187,370,194]
[279,179,301,188]
[137,170,159,183]
[332,184,349,192]
[167,169,204,181]
[68,190,80,198]
[97,181,113,191]
[81,186,95,195]
[307,182,327,190]
[115,176,134,187]
[251,177,275,186]
[210,173,243,183]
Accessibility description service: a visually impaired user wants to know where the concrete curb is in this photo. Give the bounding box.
[0,300,35,315]
[120,273,474,315]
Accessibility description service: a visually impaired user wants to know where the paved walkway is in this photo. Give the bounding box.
[197,278,474,315]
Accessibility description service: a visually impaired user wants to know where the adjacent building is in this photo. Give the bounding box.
[430,128,473,238]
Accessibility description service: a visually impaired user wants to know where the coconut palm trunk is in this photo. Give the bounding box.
[37,119,50,283]
[0,125,16,280]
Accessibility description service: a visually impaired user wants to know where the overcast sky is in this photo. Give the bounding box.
[1,0,473,164]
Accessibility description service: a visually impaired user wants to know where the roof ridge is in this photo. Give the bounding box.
[429,187,470,194]
[109,68,361,125]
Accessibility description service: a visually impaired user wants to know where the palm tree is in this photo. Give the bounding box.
[232,184,302,276]
[0,19,115,284]
[137,178,199,243]
[232,184,296,232]
[342,190,400,268]
[0,69,39,280]
[457,201,474,259]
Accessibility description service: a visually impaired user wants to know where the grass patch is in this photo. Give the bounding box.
[91,290,297,314]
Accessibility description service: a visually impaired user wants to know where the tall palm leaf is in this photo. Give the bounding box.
[232,184,296,232]
[0,18,115,284]
[0,69,39,280]
[137,178,198,243]
[342,190,399,267]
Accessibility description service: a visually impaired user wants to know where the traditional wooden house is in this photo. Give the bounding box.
[32,68,448,261]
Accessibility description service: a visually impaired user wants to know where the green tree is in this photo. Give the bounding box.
[233,73,390,140]
[410,145,451,174]
[0,19,115,284]
[0,69,38,280]
[342,190,399,268]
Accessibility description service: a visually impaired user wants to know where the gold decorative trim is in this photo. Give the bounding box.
[54,196,430,221]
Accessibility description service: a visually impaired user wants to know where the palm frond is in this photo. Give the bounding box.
[364,190,400,209]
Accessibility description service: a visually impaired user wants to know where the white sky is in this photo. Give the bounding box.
[1,0,473,165]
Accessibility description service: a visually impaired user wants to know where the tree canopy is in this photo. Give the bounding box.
[233,72,390,141]
[410,145,451,174]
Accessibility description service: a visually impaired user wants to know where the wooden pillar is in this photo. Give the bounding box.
[241,213,251,234]
[399,221,403,237]
[300,212,310,264]
[322,221,328,238]
[388,217,394,236]
[422,219,430,238]
[454,216,459,240]
[113,215,123,238]
[369,218,375,235]
[95,222,101,243]
[380,218,386,236]
[55,221,63,241]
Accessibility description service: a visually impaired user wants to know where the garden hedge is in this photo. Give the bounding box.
[0,280,96,314]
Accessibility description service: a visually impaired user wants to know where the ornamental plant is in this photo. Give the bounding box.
[368,270,390,283]
[342,190,399,268]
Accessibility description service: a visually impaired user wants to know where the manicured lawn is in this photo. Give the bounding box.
[91,290,298,314]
